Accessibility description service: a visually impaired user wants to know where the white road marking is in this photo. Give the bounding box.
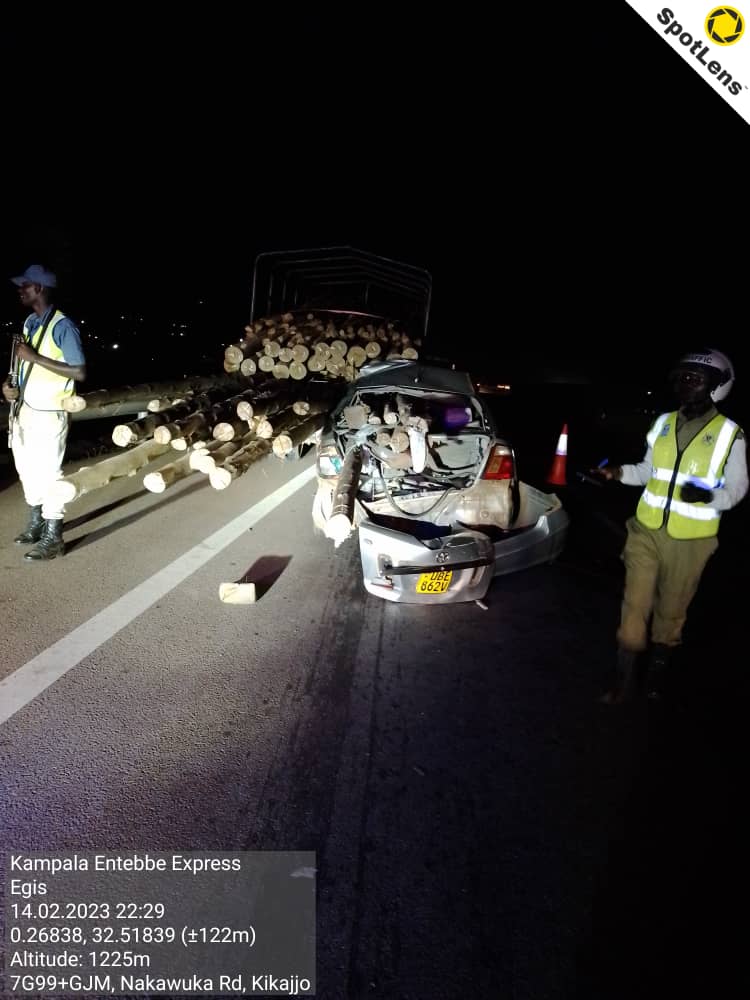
[0,464,317,726]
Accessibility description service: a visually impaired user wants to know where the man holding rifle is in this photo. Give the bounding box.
[2,265,86,561]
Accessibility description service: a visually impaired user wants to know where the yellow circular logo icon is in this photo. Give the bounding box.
[705,6,745,44]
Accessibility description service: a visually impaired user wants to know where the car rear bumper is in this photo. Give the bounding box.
[358,523,496,604]
[491,504,569,578]
[357,487,569,604]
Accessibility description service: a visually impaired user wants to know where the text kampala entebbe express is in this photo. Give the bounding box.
[10,855,242,874]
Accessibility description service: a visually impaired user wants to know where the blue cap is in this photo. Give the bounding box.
[10,264,58,289]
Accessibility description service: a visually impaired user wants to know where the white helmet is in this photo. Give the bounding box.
[675,348,735,402]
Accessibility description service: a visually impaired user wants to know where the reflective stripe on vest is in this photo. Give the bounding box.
[20,310,74,410]
[636,411,738,538]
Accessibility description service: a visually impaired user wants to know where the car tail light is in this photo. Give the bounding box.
[482,445,514,480]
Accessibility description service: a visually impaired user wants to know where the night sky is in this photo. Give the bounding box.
[2,8,748,385]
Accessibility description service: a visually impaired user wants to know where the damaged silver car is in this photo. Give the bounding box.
[312,360,569,604]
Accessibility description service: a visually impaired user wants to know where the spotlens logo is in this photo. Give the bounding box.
[705,6,745,44]
[657,7,745,94]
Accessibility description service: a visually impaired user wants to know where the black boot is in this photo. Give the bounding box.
[14,505,44,544]
[24,519,65,561]
[646,643,672,701]
[600,648,639,705]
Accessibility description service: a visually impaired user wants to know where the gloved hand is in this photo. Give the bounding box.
[680,482,713,503]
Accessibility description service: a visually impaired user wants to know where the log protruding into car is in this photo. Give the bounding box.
[325,446,364,547]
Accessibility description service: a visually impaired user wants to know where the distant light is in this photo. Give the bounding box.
[646,390,652,395]
[112,343,119,349]
[120,315,125,320]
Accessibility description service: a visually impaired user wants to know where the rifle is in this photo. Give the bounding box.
[7,334,21,447]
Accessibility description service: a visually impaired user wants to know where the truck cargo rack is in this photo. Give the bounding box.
[250,246,432,341]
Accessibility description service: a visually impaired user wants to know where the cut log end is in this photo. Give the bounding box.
[63,395,87,413]
[153,426,173,444]
[209,468,233,490]
[212,422,237,442]
[112,426,136,447]
[218,582,257,604]
[325,513,354,548]
[143,472,167,493]
[272,434,293,457]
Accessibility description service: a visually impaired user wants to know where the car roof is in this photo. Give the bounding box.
[354,360,477,395]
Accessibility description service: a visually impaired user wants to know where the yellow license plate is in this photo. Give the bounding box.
[416,570,453,594]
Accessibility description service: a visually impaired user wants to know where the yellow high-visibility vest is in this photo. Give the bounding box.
[636,410,739,538]
[20,310,75,411]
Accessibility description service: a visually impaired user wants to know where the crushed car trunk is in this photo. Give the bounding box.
[312,361,569,604]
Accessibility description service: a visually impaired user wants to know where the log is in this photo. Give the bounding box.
[63,394,87,413]
[396,394,413,424]
[147,396,187,413]
[112,414,161,448]
[188,438,227,470]
[169,412,210,450]
[51,439,171,504]
[389,429,410,453]
[383,402,399,426]
[224,332,263,367]
[143,453,195,493]
[68,399,155,421]
[209,439,272,490]
[325,446,363,547]
[346,345,367,368]
[194,441,242,474]
[255,407,299,440]
[151,387,253,444]
[212,418,251,442]
[271,413,326,458]
[64,375,240,413]
[163,386,261,448]
[218,582,257,604]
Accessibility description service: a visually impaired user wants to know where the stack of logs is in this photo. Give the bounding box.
[51,311,420,506]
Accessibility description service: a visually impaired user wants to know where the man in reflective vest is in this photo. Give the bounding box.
[592,348,748,703]
[2,265,86,561]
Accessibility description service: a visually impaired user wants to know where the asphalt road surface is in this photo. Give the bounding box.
[0,413,748,1000]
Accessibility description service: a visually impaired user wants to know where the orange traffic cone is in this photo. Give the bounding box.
[547,423,568,486]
